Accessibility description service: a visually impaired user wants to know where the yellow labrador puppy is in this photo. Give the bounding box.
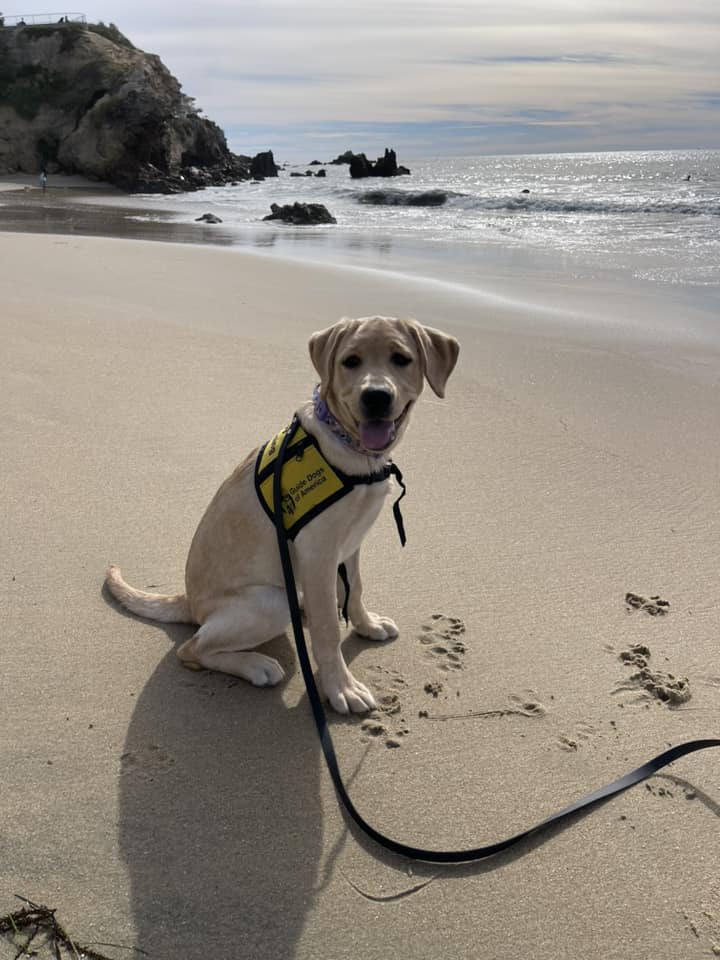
[106,316,459,714]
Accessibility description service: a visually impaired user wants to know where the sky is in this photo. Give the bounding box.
[88,0,720,162]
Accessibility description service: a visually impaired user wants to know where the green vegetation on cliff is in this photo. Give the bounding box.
[87,21,135,48]
[0,24,111,120]
[0,20,251,190]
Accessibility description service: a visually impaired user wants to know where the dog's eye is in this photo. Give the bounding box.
[341,354,361,369]
[391,352,412,367]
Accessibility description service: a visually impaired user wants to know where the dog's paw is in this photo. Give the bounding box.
[180,647,286,687]
[321,667,377,714]
[354,613,399,642]
[233,652,286,687]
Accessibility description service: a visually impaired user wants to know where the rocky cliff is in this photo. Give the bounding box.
[0,21,260,191]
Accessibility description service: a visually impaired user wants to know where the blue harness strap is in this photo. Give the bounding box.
[271,415,720,862]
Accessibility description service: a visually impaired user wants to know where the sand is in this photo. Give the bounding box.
[0,173,120,192]
[1,231,719,959]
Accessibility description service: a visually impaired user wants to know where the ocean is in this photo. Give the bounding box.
[101,147,720,291]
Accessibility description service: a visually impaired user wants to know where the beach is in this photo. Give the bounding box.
[1,223,720,959]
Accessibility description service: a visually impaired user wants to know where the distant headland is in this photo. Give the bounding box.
[0,16,411,193]
[0,15,268,192]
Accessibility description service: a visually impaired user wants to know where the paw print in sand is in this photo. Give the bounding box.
[419,614,466,672]
[360,665,409,747]
[615,643,690,706]
[625,592,670,616]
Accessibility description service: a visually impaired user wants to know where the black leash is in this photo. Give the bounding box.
[272,420,720,863]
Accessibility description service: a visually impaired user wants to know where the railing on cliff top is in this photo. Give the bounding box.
[0,12,87,26]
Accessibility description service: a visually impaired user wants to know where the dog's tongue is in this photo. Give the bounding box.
[360,419,395,451]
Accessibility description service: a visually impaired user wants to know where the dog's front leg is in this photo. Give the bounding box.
[300,559,377,714]
[342,550,399,642]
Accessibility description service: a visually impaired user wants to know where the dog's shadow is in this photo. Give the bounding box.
[109,590,423,958]
[107,588,619,958]
[106,586,326,959]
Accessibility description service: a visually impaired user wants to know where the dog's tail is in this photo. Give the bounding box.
[105,564,192,623]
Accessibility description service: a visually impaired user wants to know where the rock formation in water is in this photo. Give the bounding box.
[0,20,265,192]
[249,150,279,179]
[263,202,337,225]
[329,148,410,177]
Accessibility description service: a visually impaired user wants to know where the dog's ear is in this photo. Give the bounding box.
[407,321,459,398]
[308,317,354,391]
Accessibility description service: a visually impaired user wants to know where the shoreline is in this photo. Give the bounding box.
[2,181,720,367]
[0,172,122,192]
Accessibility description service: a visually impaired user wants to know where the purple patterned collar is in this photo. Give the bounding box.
[312,384,384,458]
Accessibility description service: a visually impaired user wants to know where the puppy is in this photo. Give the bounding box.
[106,316,459,714]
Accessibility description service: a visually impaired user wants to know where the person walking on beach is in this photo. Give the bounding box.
[40,169,47,192]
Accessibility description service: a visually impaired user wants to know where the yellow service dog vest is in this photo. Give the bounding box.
[255,417,405,543]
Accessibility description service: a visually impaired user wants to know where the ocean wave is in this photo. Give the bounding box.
[356,189,453,207]
[342,184,720,216]
[447,194,720,217]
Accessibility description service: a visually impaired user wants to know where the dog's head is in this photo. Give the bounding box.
[309,316,459,453]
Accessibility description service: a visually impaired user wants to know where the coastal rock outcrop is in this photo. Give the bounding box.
[0,20,253,192]
[349,149,410,179]
[263,202,337,225]
[250,150,279,179]
[329,150,356,165]
[329,148,410,176]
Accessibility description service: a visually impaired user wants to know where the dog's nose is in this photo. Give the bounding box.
[361,387,394,419]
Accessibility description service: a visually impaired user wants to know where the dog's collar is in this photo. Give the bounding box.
[312,384,385,458]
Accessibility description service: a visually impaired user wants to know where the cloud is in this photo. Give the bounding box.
[96,0,720,158]
[443,54,625,65]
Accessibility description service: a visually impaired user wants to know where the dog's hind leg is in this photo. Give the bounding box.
[176,586,290,686]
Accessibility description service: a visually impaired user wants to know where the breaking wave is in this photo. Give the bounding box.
[345,185,720,217]
[446,194,720,217]
[355,189,453,207]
